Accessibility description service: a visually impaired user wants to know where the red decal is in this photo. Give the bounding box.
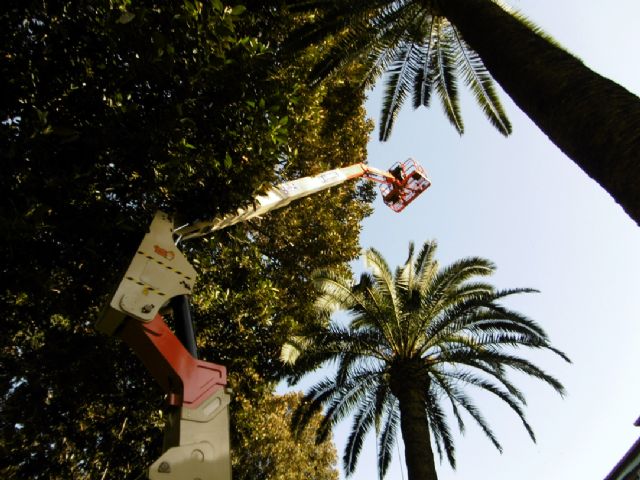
[154,245,175,260]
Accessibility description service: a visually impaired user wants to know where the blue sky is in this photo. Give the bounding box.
[298,1,640,479]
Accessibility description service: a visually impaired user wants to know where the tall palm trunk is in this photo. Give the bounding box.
[437,0,640,225]
[396,387,439,480]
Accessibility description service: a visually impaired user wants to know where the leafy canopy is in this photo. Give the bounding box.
[233,391,339,480]
[1,1,373,477]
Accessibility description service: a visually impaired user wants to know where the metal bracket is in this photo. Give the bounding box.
[149,389,232,480]
[96,211,197,335]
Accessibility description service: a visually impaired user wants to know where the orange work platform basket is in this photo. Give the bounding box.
[379,158,431,212]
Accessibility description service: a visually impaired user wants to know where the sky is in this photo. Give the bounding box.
[285,1,640,479]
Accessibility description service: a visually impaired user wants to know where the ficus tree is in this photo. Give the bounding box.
[0,1,374,477]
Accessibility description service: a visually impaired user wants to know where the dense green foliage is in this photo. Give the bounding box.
[1,1,373,478]
[233,391,339,480]
[283,241,569,480]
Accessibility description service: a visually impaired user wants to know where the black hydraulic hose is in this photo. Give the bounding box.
[170,295,198,359]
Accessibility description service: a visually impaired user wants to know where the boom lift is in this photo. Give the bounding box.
[96,158,430,480]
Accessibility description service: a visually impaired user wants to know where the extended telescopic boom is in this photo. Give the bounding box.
[174,159,430,241]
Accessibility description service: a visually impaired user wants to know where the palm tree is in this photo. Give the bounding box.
[282,241,569,480]
[283,0,640,226]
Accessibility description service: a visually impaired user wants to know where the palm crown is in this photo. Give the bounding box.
[285,0,517,140]
[283,240,569,479]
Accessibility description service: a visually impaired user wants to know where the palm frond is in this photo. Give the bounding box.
[362,248,402,325]
[282,325,383,385]
[357,3,425,88]
[282,0,559,145]
[313,268,360,313]
[427,257,495,304]
[425,386,456,467]
[292,376,342,437]
[418,258,496,340]
[414,240,438,285]
[343,381,390,475]
[459,358,527,404]
[412,22,437,109]
[433,20,464,134]
[452,282,498,299]
[439,256,496,287]
[443,368,536,441]
[422,257,494,309]
[377,399,400,479]
[418,285,495,339]
[362,44,405,89]
[445,386,466,433]
[292,370,376,442]
[308,23,383,85]
[449,26,511,135]
[424,297,545,350]
[379,43,424,141]
[287,0,418,86]
[476,351,568,395]
[432,371,504,452]
[280,335,310,365]
[395,241,416,292]
[364,248,397,299]
[477,299,548,337]
[342,394,377,474]
[319,370,384,443]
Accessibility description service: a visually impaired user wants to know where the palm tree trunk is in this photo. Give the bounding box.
[396,387,439,480]
[437,0,640,225]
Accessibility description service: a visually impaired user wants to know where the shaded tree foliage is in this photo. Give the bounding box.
[233,391,339,480]
[1,1,373,477]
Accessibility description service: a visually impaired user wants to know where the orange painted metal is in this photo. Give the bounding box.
[377,159,431,212]
[119,314,227,408]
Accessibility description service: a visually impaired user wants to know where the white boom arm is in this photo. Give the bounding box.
[173,163,383,241]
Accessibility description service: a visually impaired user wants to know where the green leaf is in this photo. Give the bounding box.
[116,12,136,24]
[231,5,246,16]
[212,0,223,12]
